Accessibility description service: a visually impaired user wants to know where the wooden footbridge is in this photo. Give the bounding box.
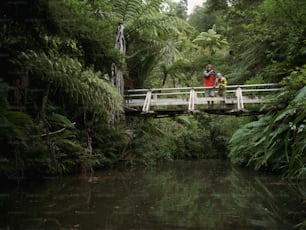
[124,83,283,117]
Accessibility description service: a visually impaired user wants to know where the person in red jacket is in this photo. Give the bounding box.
[203,64,216,107]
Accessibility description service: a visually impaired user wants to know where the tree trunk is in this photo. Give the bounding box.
[112,21,126,96]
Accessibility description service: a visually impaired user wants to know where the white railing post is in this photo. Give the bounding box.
[235,86,244,111]
[153,93,158,109]
[188,88,195,112]
[142,90,152,113]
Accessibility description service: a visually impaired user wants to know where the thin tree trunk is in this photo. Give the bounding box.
[112,21,126,96]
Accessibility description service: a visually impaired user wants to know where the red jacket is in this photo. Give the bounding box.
[203,71,216,87]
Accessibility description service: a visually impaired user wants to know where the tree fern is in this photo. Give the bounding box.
[192,25,228,55]
[108,0,193,88]
[17,50,123,121]
[49,113,76,129]
[113,0,163,23]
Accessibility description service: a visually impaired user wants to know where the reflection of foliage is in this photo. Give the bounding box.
[229,168,280,228]
[117,161,305,229]
[0,178,94,229]
[1,161,305,229]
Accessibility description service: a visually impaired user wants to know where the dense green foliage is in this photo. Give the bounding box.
[221,0,306,179]
[0,0,124,176]
[124,115,244,165]
[229,66,306,179]
[187,0,306,180]
[0,0,305,181]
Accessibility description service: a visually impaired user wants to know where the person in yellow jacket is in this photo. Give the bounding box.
[216,73,227,108]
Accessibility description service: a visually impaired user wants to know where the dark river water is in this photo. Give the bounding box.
[0,160,305,230]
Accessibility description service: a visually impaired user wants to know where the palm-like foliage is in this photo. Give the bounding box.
[0,0,127,176]
[229,66,306,179]
[112,0,184,38]
[17,50,123,120]
[3,49,124,175]
[109,0,193,88]
[192,25,228,55]
[228,115,272,166]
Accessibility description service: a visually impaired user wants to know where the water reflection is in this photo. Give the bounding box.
[0,160,305,229]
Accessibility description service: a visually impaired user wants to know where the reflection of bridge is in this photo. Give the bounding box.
[124,84,282,117]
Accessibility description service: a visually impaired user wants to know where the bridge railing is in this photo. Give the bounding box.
[124,83,282,113]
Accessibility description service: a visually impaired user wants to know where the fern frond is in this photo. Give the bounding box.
[17,50,123,120]
[113,0,163,22]
[50,113,76,129]
[293,85,306,103]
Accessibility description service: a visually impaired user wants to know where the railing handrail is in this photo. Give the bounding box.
[125,83,281,94]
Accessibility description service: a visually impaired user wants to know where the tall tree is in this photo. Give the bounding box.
[109,0,190,88]
[175,0,188,20]
[205,0,228,12]
[112,20,126,96]
[188,5,217,32]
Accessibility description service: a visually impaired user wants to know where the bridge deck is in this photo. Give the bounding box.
[124,84,282,117]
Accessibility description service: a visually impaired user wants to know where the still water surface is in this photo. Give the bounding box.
[0,160,305,230]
